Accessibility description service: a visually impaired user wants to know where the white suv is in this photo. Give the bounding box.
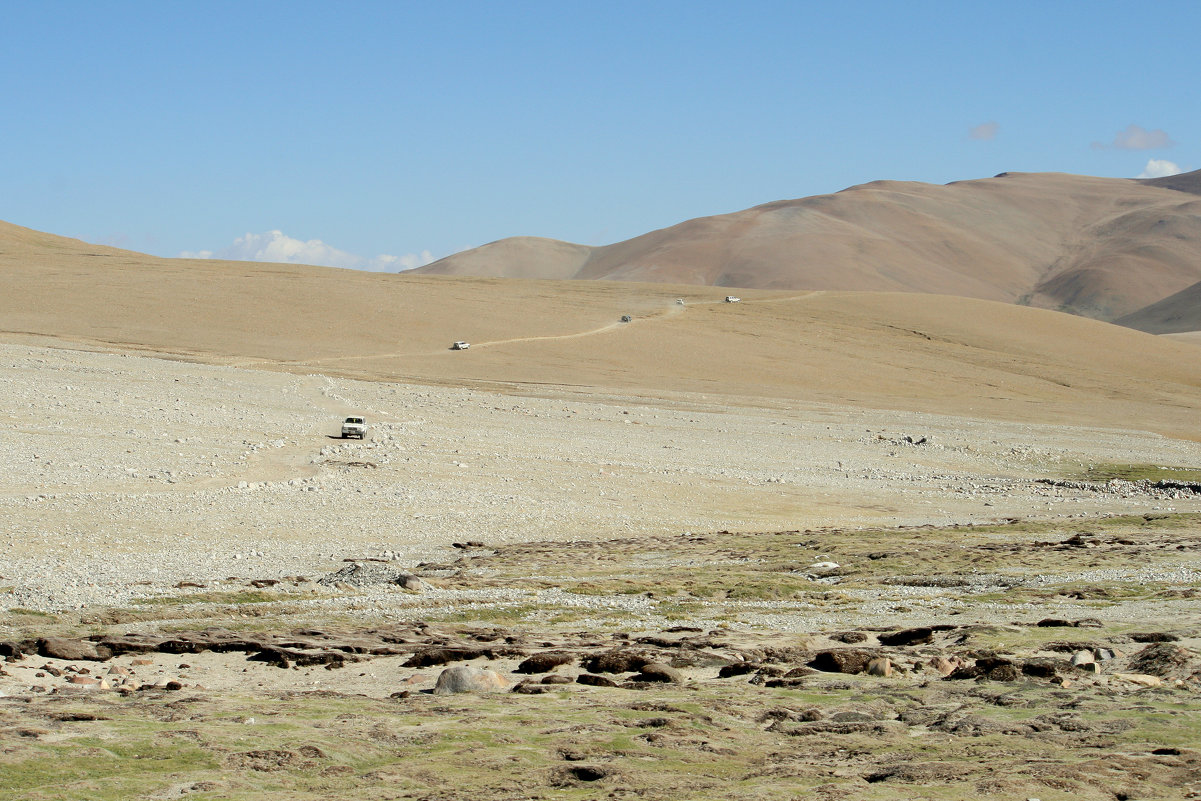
[341,416,367,439]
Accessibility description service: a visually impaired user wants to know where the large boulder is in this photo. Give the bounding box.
[38,637,112,661]
[633,662,682,683]
[433,665,510,695]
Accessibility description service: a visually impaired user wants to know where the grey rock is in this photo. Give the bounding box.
[433,665,509,695]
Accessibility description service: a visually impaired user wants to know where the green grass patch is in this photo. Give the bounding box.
[5,607,56,618]
[1069,463,1201,483]
[132,589,283,606]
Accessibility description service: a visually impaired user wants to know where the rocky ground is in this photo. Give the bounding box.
[2,343,1200,799]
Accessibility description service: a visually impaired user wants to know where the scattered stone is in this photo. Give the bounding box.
[541,675,573,685]
[1036,619,1074,628]
[433,665,509,695]
[1130,632,1180,643]
[829,631,868,644]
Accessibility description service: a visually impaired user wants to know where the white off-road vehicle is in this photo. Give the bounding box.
[451,341,470,350]
[341,416,367,439]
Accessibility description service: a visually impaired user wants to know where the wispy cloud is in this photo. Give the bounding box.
[968,121,999,141]
[1092,124,1175,151]
[179,230,434,272]
[1137,159,1183,179]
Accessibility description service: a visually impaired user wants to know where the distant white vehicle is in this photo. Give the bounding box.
[620,315,632,323]
[341,416,367,439]
[725,296,741,303]
[676,298,685,306]
[451,341,470,350]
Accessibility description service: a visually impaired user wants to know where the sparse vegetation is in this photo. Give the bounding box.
[1068,462,1201,483]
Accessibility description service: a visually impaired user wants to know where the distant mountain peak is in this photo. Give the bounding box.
[417,171,1201,324]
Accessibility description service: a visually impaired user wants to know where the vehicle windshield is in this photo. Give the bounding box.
[345,418,363,424]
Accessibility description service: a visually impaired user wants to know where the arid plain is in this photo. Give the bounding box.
[2,195,1201,800]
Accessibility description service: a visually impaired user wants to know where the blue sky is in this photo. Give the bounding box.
[2,1,1196,270]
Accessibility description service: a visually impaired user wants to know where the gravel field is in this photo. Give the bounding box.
[4,342,1201,613]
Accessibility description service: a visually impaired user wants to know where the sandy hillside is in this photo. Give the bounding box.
[4,219,1201,439]
[420,170,1201,322]
[1117,278,1201,334]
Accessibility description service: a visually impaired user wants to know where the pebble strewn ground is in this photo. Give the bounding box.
[3,342,1201,613]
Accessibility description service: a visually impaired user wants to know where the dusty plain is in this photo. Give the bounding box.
[2,239,1201,799]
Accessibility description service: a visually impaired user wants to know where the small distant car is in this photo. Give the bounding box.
[725,296,741,303]
[620,315,632,323]
[341,416,367,439]
[675,298,685,306]
[451,341,470,350]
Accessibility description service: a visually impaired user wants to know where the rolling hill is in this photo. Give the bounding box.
[3,217,1201,439]
[419,170,1201,323]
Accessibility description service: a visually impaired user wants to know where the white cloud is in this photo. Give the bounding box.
[969,121,999,141]
[179,230,434,272]
[1105,124,1174,150]
[1137,159,1183,179]
[395,250,435,271]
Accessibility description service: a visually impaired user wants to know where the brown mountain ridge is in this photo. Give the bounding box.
[419,170,1201,328]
